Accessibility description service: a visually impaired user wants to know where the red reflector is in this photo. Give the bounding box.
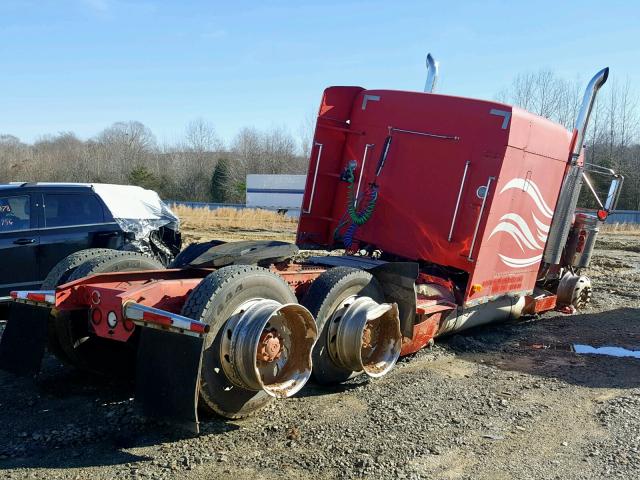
[142,310,172,326]
[190,322,207,334]
[597,209,608,221]
[91,308,102,325]
[123,319,135,332]
[91,290,101,305]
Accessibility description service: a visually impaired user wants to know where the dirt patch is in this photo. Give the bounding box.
[593,239,640,253]
[0,232,639,479]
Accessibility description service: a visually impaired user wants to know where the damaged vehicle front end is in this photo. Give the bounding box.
[91,183,181,265]
[0,182,181,300]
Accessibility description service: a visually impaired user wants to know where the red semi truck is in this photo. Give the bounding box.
[0,55,623,432]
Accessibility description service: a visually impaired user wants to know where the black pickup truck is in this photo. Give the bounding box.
[0,182,181,297]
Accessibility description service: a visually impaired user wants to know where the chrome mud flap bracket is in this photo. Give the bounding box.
[135,327,205,434]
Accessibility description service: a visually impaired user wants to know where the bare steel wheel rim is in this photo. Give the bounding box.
[327,296,401,378]
[220,299,317,398]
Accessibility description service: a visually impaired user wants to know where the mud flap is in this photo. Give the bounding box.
[135,327,204,434]
[371,262,419,339]
[0,303,50,376]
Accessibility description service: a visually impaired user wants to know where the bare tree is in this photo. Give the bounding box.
[0,135,29,181]
[298,111,317,159]
[227,126,307,202]
[179,118,224,201]
[184,118,223,153]
[93,121,157,182]
[499,70,640,210]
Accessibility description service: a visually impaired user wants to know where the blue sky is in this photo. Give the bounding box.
[1,0,638,146]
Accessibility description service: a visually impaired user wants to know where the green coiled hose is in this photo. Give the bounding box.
[347,181,378,225]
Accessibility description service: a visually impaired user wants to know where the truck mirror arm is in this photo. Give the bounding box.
[582,163,625,214]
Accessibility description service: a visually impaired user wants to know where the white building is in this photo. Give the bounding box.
[246,174,306,216]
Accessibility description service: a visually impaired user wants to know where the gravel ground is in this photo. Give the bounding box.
[0,232,639,479]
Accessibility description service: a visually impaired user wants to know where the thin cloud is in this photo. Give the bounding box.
[201,29,228,40]
[79,0,111,13]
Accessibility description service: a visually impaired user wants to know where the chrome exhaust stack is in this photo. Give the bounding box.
[424,53,440,93]
[542,67,609,265]
[328,297,401,378]
[571,68,609,162]
[220,300,317,398]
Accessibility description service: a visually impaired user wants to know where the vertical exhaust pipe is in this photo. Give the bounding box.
[542,67,609,265]
[424,53,439,93]
[570,68,609,162]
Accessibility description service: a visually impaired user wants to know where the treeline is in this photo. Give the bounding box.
[0,119,308,203]
[497,71,640,210]
[1,70,639,209]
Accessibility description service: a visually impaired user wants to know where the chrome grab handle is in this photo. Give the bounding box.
[448,160,470,242]
[388,127,460,141]
[468,176,495,261]
[354,144,374,206]
[304,142,323,214]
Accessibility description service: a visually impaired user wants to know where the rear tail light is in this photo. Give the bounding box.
[90,308,102,325]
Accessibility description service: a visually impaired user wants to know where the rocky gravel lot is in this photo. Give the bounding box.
[1,232,639,479]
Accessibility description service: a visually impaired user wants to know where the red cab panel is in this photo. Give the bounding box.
[297,89,573,305]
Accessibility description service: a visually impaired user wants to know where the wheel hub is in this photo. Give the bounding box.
[219,299,317,398]
[258,328,284,363]
[557,272,593,310]
[327,296,401,378]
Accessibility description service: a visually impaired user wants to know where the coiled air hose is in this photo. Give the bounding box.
[347,182,378,226]
[335,161,379,248]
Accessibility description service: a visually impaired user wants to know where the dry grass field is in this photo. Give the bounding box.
[174,204,640,247]
[600,222,640,234]
[173,205,298,245]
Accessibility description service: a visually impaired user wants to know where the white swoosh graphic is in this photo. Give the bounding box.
[490,177,553,269]
[499,213,542,249]
[490,222,527,251]
[532,213,550,232]
[500,178,554,218]
[489,213,543,251]
[490,222,539,252]
[498,254,543,268]
[532,213,549,243]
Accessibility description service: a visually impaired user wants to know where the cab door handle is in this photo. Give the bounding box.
[14,238,36,245]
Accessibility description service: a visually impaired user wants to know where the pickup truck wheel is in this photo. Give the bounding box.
[54,251,164,376]
[41,248,116,366]
[181,265,298,419]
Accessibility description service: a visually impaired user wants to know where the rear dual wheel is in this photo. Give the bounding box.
[301,267,388,385]
[181,265,309,419]
[42,248,115,366]
[45,250,164,375]
[182,265,395,418]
